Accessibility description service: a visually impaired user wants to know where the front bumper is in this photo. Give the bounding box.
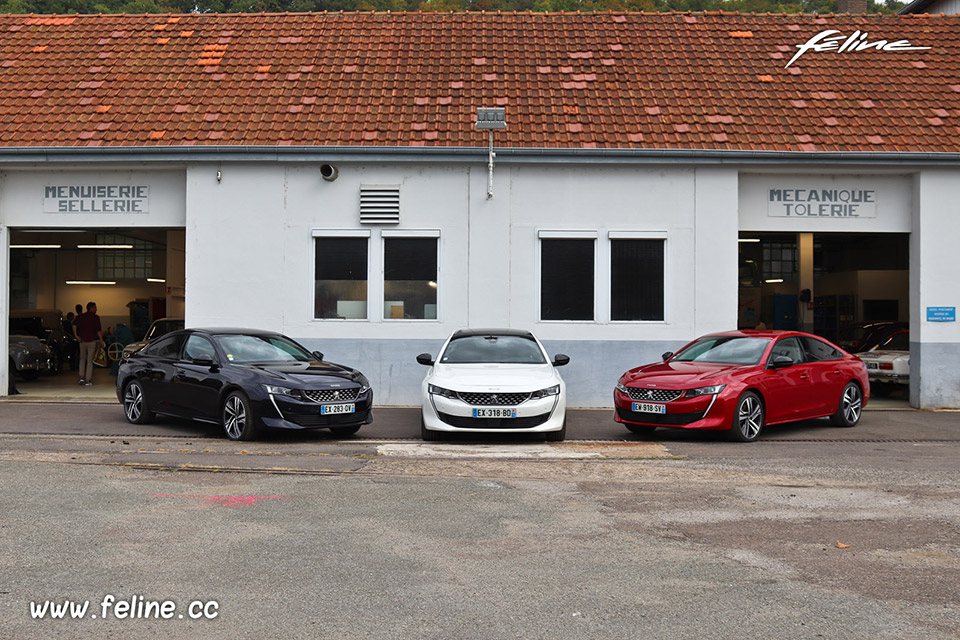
[259,390,375,430]
[613,389,732,430]
[422,393,565,434]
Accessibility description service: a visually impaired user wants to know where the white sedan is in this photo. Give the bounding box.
[416,329,569,441]
[858,329,909,396]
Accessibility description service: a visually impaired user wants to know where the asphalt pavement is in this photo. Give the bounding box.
[1,401,958,639]
[0,400,956,443]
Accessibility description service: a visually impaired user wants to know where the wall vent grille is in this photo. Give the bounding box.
[360,186,400,224]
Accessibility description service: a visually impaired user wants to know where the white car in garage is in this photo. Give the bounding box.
[416,329,569,442]
[858,329,909,396]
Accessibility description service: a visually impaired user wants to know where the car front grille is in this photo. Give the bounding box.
[457,392,530,406]
[303,388,360,404]
[438,412,550,429]
[623,387,683,403]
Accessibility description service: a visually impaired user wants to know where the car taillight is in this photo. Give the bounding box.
[880,362,893,370]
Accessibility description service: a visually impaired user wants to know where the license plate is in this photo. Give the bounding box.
[865,362,878,369]
[320,403,355,415]
[472,407,517,418]
[632,402,667,414]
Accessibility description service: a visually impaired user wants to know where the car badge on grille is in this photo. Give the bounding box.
[490,394,498,403]
[333,391,340,399]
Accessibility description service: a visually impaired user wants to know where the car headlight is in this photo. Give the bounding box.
[359,384,370,394]
[685,384,726,398]
[530,385,560,399]
[428,384,458,399]
[615,382,630,394]
[262,384,302,399]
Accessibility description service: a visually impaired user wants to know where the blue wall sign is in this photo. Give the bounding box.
[927,307,956,322]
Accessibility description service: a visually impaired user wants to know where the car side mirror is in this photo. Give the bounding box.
[661,351,674,362]
[770,355,794,368]
[312,351,325,361]
[552,354,570,367]
[416,353,434,366]
[192,354,217,369]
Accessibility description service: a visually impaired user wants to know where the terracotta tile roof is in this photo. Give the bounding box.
[1,12,958,153]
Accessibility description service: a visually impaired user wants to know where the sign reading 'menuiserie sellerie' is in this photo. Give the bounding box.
[768,188,877,218]
[43,185,149,213]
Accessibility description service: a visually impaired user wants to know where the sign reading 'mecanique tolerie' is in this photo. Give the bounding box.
[43,185,149,213]
[768,187,877,218]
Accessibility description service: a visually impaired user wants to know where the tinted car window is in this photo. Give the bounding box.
[440,335,546,364]
[673,336,770,365]
[144,334,184,359]
[801,336,841,362]
[214,334,313,364]
[768,337,803,365]
[183,335,217,361]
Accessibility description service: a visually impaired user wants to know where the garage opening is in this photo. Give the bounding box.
[738,232,909,406]
[7,228,184,400]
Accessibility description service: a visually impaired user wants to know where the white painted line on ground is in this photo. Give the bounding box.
[376,443,606,459]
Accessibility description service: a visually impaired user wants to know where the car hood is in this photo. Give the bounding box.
[620,361,749,388]
[241,361,365,387]
[430,363,559,391]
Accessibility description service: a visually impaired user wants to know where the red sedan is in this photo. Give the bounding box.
[614,330,869,442]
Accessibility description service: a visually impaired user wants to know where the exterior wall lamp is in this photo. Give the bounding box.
[475,107,506,199]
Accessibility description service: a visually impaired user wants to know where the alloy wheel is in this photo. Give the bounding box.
[842,384,862,424]
[223,395,247,440]
[737,395,763,440]
[124,383,142,422]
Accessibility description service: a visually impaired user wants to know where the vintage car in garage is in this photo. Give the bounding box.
[857,329,909,396]
[8,333,55,380]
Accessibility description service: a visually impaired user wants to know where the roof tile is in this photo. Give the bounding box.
[0,12,957,152]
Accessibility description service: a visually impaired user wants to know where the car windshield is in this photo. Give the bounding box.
[147,319,184,340]
[440,335,547,365]
[213,334,313,364]
[10,317,45,339]
[877,332,909,352]
[672,336,771,365]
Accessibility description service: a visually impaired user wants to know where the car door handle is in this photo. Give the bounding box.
[174,370,186,381]
[800,373,809,380]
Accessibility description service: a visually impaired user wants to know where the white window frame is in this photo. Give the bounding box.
[381,229,441,322]
[311,229,371,322]
[536,230,599,324]
[608,231,669,325]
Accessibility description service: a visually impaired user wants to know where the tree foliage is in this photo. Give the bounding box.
[0,0,908,14]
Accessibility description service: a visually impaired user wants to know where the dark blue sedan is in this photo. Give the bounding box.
[117,328,373,440]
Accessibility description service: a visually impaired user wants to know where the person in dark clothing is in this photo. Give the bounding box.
[73,302,105,386]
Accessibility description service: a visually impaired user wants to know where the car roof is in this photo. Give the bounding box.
[702,329,825,340]
[450,328,537,340]
[182,327,286,336]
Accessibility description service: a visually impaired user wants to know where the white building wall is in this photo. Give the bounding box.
[911,170,960,408]
[2,160,958,410]
[183,161,737,406]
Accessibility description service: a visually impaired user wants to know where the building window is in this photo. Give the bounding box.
[383,237,437,320]
[763,240,797,283]
[611,239,665,321]
[314,237,368,319]
[95,233,154,280]
[541,238,594,321]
